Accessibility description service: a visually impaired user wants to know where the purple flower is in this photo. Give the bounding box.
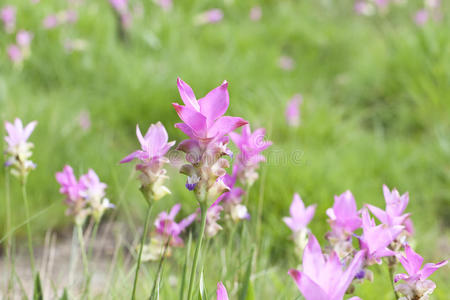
[16,30,33,47]
[359,210,404,264]
[283,193,316,233]
[326,190,362,237]
[229,124,272,186]
[394,244,447,299]
[285,94,302,127]
[249,6,262,21]
[1,6,16,33]
[216,282,229,300]
[56,165,84,204]
[154,204,196,246]
[4,118,36,149]
[414,9,429,26]
[7,44,22,64]
[43,15,59,29]
[288,234,365,300]
[215,170,249,221]
[366,185,413,234]
[120,122,175,164]
[173,78,247,143]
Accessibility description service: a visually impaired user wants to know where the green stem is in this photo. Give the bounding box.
[21,181,35,275]
[77,224,90,296]
[179,232,192,300]
[388,266,399,300]
[186,201,207,300]
[150,237,171,299]
[131,203,153,300]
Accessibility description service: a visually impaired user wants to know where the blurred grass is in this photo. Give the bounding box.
[0,0,449,298]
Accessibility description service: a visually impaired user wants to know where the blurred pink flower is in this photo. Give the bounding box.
[173,77,247,143]
[43,15,59,29]
[156,0,172,11]
[216,282,229,300]
[56,165,84,204]
[77,110,91,130]
[7,44,22,63]
[109,0,128,14]
[16,30,33,47]
[64,10,78,24]
[394,244,448,299]
[205,204,223,237]
[154,204,196,246]
[326,190,362,237]
[279,55,294,71]
[414,9,428,26]
[249,5,262,21]
[285,94,302,127]
[1,6,16,33]
[288,234,365,300]
[283,193,316,233]
[79,169,107,201]
[195,9,223,25]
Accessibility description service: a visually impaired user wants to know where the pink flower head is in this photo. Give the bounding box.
[109,0,128,13]
[56,165,84,203]
[366,185,412,233]
[64,10,78,24]
[7,44,22,63]
[16,30,33,47]
[156,0,172,11]
[1,6,16,33]
[249,6,262,21]
[283,193,316,233]
[4,118,37,149]
[395,244,448,283]
[216,282,229,300]
[79,169,107,201]
[206,204,223,237]
[278,55,294,71]
[154,204,196,246]
[205,9,223,23]
[120,122,175,165]
[216,171,244,205]
[326,190,362,237]
[359,210,404,264]
[288,234,365,300]
[43,15,59,29]
[285,94,302,127]
[173,78,248,143]
[414,9,429,26]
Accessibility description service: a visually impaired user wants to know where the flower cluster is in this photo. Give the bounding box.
[4,118,37,180]
[56,165,114,224]
[287,185,448,300]
[43,10,77,29]
[413,0,442,26]
[120,122,175,203]
[194,9,224,25]
[109,0,132,31]
[1,5,15,33]
[285,94,302,128]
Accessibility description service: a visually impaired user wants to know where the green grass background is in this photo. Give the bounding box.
[0,0,449,298]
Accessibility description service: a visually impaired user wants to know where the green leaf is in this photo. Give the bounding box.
[33,273,43,300]
[198,270,207,300]
[238,246,255,300]
[59,289,69,300]
[245,281,255,300]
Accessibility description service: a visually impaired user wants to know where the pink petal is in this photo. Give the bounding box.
[174,123,195,139]
[169,203,181,219]
[366,204,389,224]
[177,77,200,111]
[302,234,325,279]
[288,270,329,300]
[207,116,248,139]
[332,250,365,300]
[216,282,229,300]
[23,120,37,140]
[419,260,448,280]
[290,193,305,219]
[198,80,229,125]
[120,150,141,163]
[173,103,207,137]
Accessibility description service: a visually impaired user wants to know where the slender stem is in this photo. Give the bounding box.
[388,266,399,300]
[77,224,90,295]
[186,202,207,300]
[131,203,153,300]
[88,221,100,260]
[150,237,171,299]
[179,232,192,300]
[5,170,14,296]
[21,180,35,274]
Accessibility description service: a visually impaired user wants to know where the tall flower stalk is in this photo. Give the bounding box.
[172,77,247,300]
[120,122,174,300]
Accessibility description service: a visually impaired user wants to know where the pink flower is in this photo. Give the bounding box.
[64,10,78,24]
[278,55,294,71]
[80,169,107,201]
[7,44,22,64]
[414,9,429,26]
[77,110,91,130]
[359,210,404,264]
[285,94,302,127]
[326,190,362,237]
[109,0,128,14]
[56,165,84,203]
[205,9,223,23]
[16,30,33,47]
[288,234,365,300]
[205,204,223,237]
[283,193,316,233]
[4,118,37,151]
[1,6,16,33]
[215,170,249,221]
[43,15,59,29]
[394,244,447,299]
[120,122,175,164]
[249,6,262,21]
[216,282,229,300]
[156,0,172,11]
[154,204,196,246]
[229,124,271,185]
[4,118,37,174]
[366,185,413,234]
[173,78,247,143]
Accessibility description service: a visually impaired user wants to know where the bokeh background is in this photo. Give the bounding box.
[0,0,449,298]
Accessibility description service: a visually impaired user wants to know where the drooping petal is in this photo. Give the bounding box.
[403,244,424,275]
[174,123,195,139]
[198,80,229,125]
[120,150,142,163]
[207,116,248,139]
[419,260,448,280]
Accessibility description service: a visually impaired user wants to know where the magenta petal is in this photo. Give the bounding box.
[366,204,389,224]
[169,203,181,219]
[175,123,195,138]
[120,151,141,163]
[332,250,365,299]
[290,193,305,219]
[288,270,328,300]
[302,234,325,279]
[173,103,207,136]
[216,282,229,300]
[23,120,37,140]
[208,116,248,139]
[198,80,229,125]
[419,260,448,280]
[394,273,409,283]
[177,77,200,111]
